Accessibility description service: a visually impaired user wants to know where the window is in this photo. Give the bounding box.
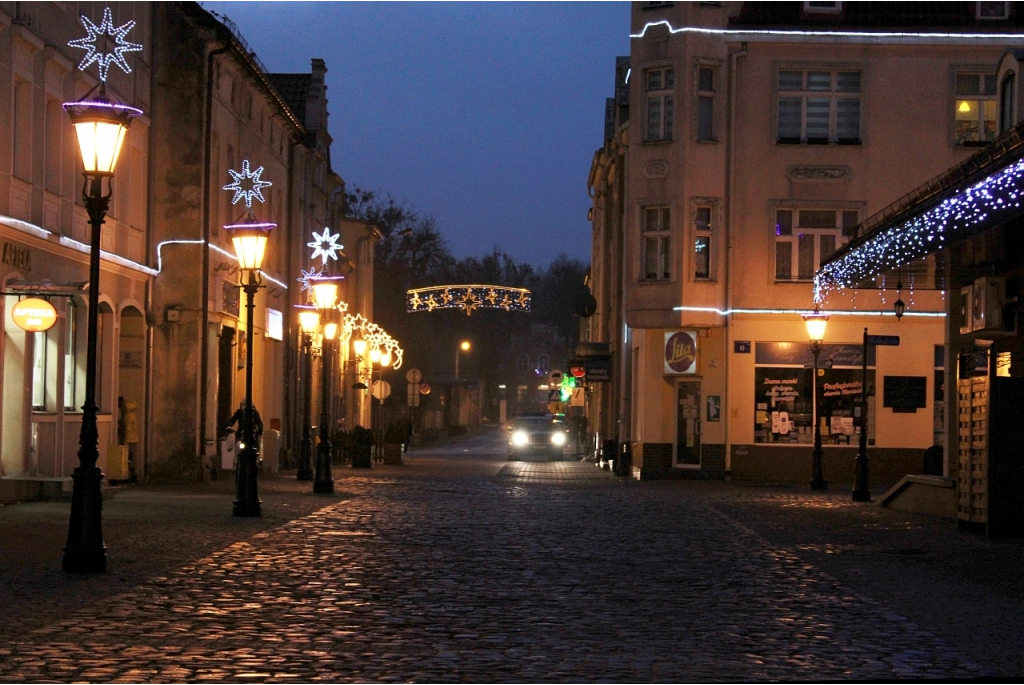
[977,2,1009,20]
[696,66,715,141]
[693,206,713,280]
[955,73,997,145]
[774,209,854,281]
[777,69,861,144]
[537,355,550,375]
[32,326,58,411]
[516,355,529,375]
[1001,73,1016,134]
[642,206,671,281]
[44,99,63,194]
[645,67,675,142]
[64,302,86,411]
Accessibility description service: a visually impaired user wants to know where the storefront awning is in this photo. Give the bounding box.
[816,122,1024,301]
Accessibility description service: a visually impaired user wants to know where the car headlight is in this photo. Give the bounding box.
[551,432,566,446]
[512,431,528,446]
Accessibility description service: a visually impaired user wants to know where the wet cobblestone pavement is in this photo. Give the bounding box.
[0,433,1011,681]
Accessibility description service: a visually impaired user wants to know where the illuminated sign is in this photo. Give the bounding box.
[11,298,57,332]
[664,330,698,375]
[266,308,283,341]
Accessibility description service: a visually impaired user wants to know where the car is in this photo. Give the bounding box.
[507,415,569,460]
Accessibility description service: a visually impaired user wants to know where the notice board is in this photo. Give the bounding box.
[883,376,927,413]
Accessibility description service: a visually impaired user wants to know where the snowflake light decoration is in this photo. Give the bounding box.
[297,266,324,293]
[68,7,144,82]
[308,227,344,266]
[223,160,272,209]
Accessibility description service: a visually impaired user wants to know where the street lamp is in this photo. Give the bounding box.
[373,346,392,460]
[803,306,830,492]
[310,275,342,494]
[455,340,471,380]
[62,96,141,573]
[225,219,275,517]
[294,306,320,481]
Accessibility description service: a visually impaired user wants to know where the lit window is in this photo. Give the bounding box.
[694,206,713,280]
[642,206,671,281]
[955,73,997,146]
[645,67,675,142]
[774,209,854,282]
[64,302,86,412]
[777,69,861,145]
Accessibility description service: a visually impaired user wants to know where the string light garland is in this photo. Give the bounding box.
[342,313,403,369]
[631,19,1024,42]
[68,7,143,82]
[307,227,344,266]
[407,285,532,316]
[815,157,1024,302]
[223,160,272,209]
[672,305,945,318]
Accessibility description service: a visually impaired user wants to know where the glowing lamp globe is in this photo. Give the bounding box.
[324,322,338,341]
[64,100,142,175]
[380,350,392,368]
[803,308,830,344]
[309,276,342,311]
[224,221,275,273]
[353,333,367,357]
[460,341,471,351]
[296,307,320,335]
[369,347,381,364]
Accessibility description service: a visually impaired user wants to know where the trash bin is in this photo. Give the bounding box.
[615,442,632,477]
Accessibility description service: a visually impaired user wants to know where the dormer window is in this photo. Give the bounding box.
[977,2,1009,20]
[804,1,842,13]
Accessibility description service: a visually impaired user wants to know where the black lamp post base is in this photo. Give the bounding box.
[233,448,261,517]
[314,441,334,494]
[63,466,107,573]
[313,480,335,494]
[811,479,828,491]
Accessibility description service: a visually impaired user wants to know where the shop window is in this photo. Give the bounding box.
[642,206,671,281]
[645,67,675,142]
[777,69,861,144]
[32,327,58,411]
[955,73,997,146]
[774,209,852,281]
[64,302,86,412]
[694,205,713,280]
[753,342,875,445]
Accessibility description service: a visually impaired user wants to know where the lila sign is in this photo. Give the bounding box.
[664,330,698,375]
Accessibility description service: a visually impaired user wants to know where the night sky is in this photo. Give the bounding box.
[201,1,630,267]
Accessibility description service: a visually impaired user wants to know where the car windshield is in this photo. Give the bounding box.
[515,418,558,431]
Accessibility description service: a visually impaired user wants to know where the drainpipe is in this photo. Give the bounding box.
[724,44,747,478]
[283,136,297,461]
[199,43,230,478]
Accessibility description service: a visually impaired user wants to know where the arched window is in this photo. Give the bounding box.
[537,355,550,375]
[1000,73,1016,134]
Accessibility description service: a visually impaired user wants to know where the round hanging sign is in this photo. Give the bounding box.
[11,298,57,332]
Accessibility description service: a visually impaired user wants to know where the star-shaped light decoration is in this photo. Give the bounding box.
[68,7,143,82]
[223,160,272,209]
[409,292,422,310]
[517,291,530,308]
[459,293,479,316]
[426,295,438,311]
[307,227,344,266]
[297,266,323,293]
[440,289,452,306]
[485,288,499,305]
[500,294,513,311]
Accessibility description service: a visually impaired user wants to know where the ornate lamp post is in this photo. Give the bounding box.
[225,220,274,516]
[373,347,392,460]
[295,306,320,481]
[803,307,830,492]
[311,276,342,494]
[62,96,141,573]
[455,340,471,380]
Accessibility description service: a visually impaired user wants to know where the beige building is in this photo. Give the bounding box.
[587,1,1024,483]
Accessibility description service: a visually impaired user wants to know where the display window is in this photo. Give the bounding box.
[753,342,875,445]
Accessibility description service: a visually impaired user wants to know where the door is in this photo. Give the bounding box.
[675,381,701,468]
[217,327,235,436]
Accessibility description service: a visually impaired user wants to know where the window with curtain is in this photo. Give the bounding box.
[694,206,713,280]
[774,209,856,281]
[642,206,671,281]
[645,67,675,142]
[777,69,861,145]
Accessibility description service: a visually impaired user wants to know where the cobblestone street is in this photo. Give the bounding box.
[0,430,1020,682]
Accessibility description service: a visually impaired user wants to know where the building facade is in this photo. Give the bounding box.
[1,2,375,495]
[587,1,1024,482]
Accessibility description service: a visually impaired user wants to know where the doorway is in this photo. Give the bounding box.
[217,327,235,437]
[675,381,701,468]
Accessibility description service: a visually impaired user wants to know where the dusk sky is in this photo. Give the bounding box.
[201,1,631,267]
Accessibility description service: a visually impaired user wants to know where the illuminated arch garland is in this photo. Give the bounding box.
[407,285,531,316]
[340,312,404,370]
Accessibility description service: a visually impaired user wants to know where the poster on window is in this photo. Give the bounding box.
[664,330,698,375]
